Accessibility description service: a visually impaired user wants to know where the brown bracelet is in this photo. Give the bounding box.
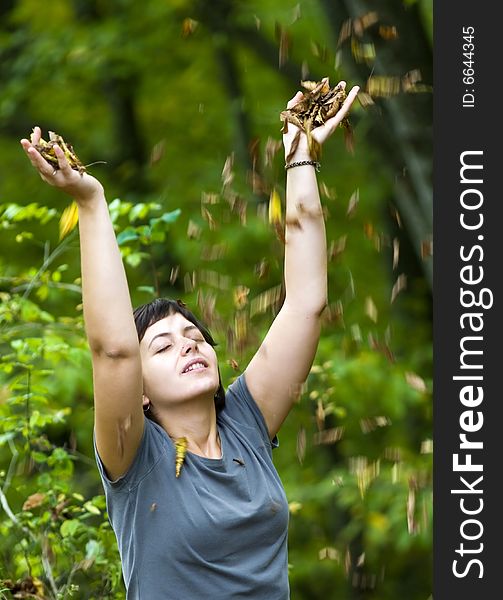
[285,160,320,172]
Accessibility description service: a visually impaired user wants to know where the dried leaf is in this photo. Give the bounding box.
[364,296,378,323]
[181,18,198,37]
[393,237,400,269]
[379,25,398,40]
[280,77,353,160]
[391,274,407,303]
[346,188,359,217]
[233,285,250,309]
[405,371,427,393]
[421,238,433,259]
[221,154,234,188]
[296,426,306,464]
[34,131,86,174]
[275,22,290,67]
[175,436,188,478]
[352,11,379,37]
[23,492,46,511]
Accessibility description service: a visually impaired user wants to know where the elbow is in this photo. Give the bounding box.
[284,297,328,319]
[88,339,140,359]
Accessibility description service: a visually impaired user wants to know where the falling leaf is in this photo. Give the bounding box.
[352,11,379,37]
[59,201,79,240]
[264,137,283,168]
[379,25,398,40]
[228,358,241,371]
[405,371,427,393]
[275,22,290,67]
[366,76,401,97]
[313,427,344,445]
[187,220,202,240]
[149,139,166,165]
[288,501,303,514]
[337,19,353,47]
[296,427,306,463]
[169,265,180,285]
[351,38,376,64]
[175,437,188,478]
[390,274,406,303]
[233,286,250,309]
[201,207,217,230]
[421,238,433,259]
[364,296,378,322]
[181,18,198,37]
[319,547,339,561]
[221,154,234,188]
[328,235,347,261]
[346,188,359,217]
[268,188,282,224]
[393,237,400,269]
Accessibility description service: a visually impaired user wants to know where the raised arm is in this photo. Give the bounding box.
[244,82,359,439]
[20,130,144,480]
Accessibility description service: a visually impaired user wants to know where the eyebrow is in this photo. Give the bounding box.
[148,325,200,349]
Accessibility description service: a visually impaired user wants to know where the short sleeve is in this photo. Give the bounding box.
[224,374,279,449]
[93,417,172,491]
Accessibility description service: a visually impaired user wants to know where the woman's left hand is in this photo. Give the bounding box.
[282,81,360,161]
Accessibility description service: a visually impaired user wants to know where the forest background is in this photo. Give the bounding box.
[0,0,432,598]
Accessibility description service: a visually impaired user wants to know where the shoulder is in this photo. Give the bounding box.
[94,417,173,490]
[222,374,278,449]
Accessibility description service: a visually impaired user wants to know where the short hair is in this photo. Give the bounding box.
[133,298,225,421]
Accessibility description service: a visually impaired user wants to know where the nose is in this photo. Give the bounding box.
[181,338,197,355]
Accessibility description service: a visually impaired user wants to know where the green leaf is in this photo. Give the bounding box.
[60,519,81,538]
[116,227,140,245]
[83,501,101,515]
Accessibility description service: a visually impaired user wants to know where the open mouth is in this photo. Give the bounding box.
[181,360,208,374]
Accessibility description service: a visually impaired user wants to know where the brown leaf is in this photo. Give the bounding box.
[22,492,46,511]
[390,274,406,303]
[280,77,354,160]
[34,131,86,174]
[296,427,306,464]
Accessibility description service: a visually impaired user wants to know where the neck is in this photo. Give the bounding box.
[156,398,221,459]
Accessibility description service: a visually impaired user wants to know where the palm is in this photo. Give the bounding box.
[283,81,360,159]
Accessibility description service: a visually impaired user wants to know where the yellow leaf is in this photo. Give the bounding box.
[268,188,282,223]
[59,201,79,240]
[175,436,188,478]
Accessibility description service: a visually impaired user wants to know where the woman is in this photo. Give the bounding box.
[20,82,359,599]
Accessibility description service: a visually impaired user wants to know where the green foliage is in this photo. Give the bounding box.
[0,0,432,597]
[0,200,181,598]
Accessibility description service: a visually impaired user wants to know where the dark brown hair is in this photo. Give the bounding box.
[133,298,225,422]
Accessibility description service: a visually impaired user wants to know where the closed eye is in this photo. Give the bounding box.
[156,345,172,354]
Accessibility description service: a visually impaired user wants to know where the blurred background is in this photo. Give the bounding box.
[0,0,432,598]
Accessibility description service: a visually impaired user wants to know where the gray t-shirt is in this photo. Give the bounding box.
[94,374,290,599]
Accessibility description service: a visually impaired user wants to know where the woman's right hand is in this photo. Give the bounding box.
[20,126,104,204]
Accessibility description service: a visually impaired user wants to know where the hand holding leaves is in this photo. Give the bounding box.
[20,127,104,204]
[281,78,360,163]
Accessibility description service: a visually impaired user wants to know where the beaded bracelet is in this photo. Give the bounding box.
[285,160,320,172]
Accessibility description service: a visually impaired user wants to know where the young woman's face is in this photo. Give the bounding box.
[139,312,219,407]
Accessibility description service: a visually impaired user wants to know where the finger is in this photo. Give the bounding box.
[323,85,360,133]
[54,144,72,175]
[24,146,57,177]
[30,126,41,146]
[286,91,304,109]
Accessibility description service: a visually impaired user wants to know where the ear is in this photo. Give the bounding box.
[142,394,150,409]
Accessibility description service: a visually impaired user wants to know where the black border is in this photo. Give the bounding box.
[434,3,500,597]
